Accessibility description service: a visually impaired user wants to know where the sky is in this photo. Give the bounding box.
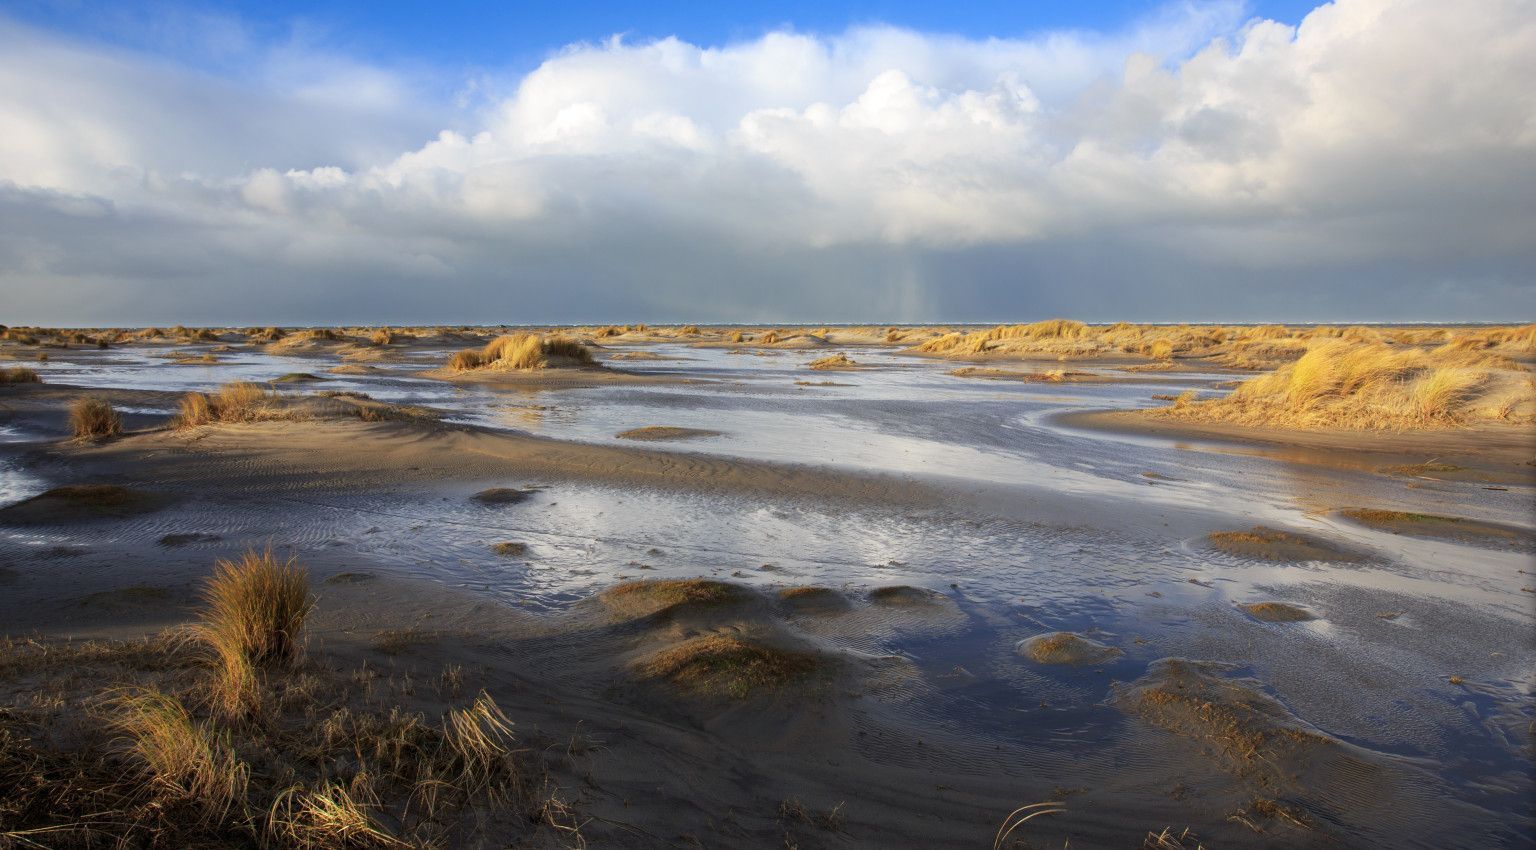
[1,0,1532,325]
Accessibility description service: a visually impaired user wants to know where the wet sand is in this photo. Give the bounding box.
[2,335,1533,848]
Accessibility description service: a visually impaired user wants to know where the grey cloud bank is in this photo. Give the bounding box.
[1,0,1533,325]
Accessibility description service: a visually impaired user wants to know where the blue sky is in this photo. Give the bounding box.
[1,0,1532,324]
[10,1,1323,71]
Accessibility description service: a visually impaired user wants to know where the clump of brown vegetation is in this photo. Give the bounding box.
[634,634,823,699]
[188,548,314,718]
[490,542,527,557]
[1155,340,1533,429]
[447,334,594,371]
[174,381,284,428]
[0,556,577,848]
[70,396,122,440]
[369,328,395,346]
[0,366,40,384]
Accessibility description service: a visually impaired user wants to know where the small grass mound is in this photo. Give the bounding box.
[777,586,849,612]
[70,396,122,440]
[807,353,858,370]
[1016,632,1123,665]
[868,585,940,606]
[1239,602,1317,622]
[1206,526,1360,562]
[635,635,823,699]
[491,541,527,557]
[448,333,595,371]
[600,579,753,619]
[273,372,325,383]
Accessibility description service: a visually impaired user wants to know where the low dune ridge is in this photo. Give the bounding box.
[1339,508,1534,551]
[1150,339,1534,430]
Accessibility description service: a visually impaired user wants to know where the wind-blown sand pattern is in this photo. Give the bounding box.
[0,323,1532,848]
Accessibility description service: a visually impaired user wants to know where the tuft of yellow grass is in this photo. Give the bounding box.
[70,396,122,440]
[108,688,249,821]
[268,779,405,849]
[369,328,395,346]
[190,548,313,718]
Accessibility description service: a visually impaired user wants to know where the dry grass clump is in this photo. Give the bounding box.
[174,381,282,428]
[369,328,395,346]
[109,687,249,821]
[447,333,594,371]
[1155,340,1533,429]
[70,396,123,440]
[189,549,313,718]
[1,366,41,384]
[490,541,527,557]
[636,635,822,699]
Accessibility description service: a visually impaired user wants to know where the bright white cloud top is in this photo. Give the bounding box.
[1,0,1533,323]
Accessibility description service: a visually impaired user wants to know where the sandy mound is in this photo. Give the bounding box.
[868,585,943,606]
[0,485,167,524]
[777,586,850,613]
[633,634,827,700]
[1016,632,1123,665]
[1207,526,1362,562]
[1340,508,1534,552]
[471,487,538,505]
[1240,602,1317,622]
[600,579,755,620]
[616,426,723,441]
